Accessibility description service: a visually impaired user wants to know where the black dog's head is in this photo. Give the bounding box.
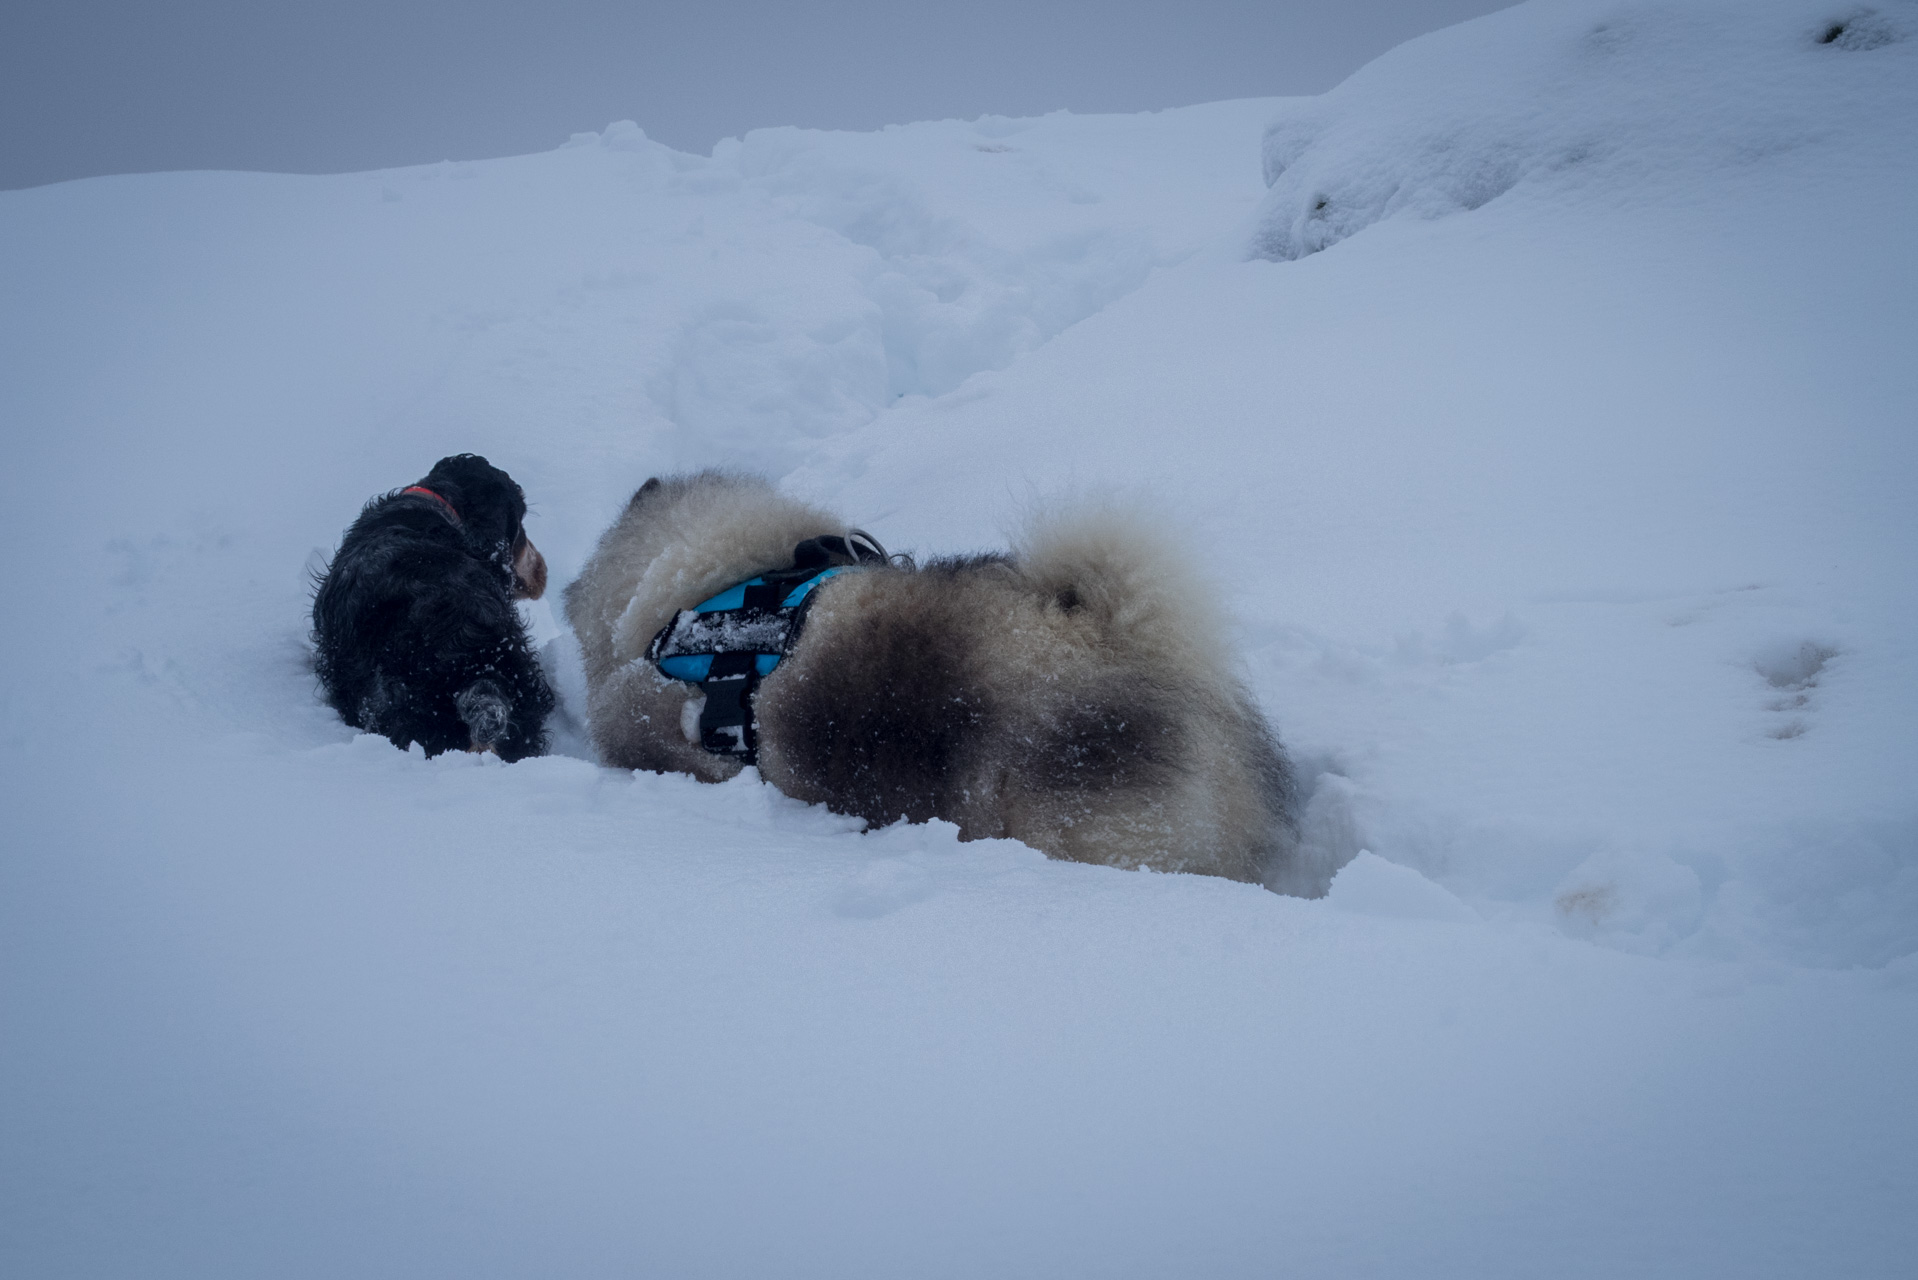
[414,454,547,600]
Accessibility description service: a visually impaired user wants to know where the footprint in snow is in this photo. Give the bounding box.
[1753,639,1838,740]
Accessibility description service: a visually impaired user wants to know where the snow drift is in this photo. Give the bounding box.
[2,0,1914,1275]
[1252,0,1917,259]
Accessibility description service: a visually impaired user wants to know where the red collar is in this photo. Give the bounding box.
[401,485,462,524]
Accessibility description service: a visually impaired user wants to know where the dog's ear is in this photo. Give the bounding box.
[421,455,529,552]
[428,477,468,515]
[629,477,662,508]
[417,455,484,517]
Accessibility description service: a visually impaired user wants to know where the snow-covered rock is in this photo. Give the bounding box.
[1252,0,1917,260]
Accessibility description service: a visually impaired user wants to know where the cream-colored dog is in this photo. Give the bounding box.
[565,472,1299,885]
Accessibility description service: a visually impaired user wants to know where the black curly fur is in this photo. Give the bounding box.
[311,454,554,760]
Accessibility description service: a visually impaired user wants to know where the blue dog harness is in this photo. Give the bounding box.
[648,531,887,762]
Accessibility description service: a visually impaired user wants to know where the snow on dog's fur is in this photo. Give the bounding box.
[565,472,1300,885]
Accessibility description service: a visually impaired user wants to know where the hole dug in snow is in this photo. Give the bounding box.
[1753,639,1837,740]
[1815,10,1907,50]
[1754,639,1836,689]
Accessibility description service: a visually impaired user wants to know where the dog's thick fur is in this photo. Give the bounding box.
[565,472,1298,883]
[313,454,555,760]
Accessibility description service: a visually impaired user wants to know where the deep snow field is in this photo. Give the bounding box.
[4,0,1916,1275]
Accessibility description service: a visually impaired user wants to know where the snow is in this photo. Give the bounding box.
[2,0,1915,1274]
[1252,0,1918,260]
[1325,850,1481,922]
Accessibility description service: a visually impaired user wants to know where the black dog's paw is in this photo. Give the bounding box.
[456,679,512,753]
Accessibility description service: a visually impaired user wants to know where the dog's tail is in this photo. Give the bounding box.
[1013,500,1231,676]
[455,679,512,754]
[1015,500,1301,884]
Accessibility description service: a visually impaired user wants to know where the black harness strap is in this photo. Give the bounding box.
[697,651,762,757]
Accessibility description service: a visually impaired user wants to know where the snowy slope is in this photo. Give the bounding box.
[3,1,1916,1276]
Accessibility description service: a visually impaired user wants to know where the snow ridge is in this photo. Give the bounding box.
[1252,0,1917,260]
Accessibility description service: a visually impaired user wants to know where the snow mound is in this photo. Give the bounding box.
[1252,0,1917,259]
[1328,851,1479,922]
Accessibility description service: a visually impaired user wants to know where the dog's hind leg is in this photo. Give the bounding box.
[455,679,512,754]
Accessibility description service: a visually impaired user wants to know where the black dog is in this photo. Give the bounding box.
[313,454,554,760]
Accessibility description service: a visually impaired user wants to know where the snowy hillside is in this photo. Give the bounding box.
[3,0,1916,1275]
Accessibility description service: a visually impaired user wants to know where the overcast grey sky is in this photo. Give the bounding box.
[2,1,1510,192]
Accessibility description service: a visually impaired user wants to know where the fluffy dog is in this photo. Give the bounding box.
[565,472,1298,884]
[313,454,555,760]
